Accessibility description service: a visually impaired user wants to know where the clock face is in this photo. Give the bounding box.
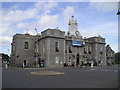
[75,31,80,36]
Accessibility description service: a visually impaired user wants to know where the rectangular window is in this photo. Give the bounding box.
[89,51,91,54]
[88,46,90,52]
[84,47,86,54]
[55,57,59,64]
[88,46,91,54]
[100,51,102,54]
[86,46,88,53]
[69,44,72,53]
[69,47,72,53]
[65,50,67,53]
[100,46,103,54]
[100,46,103,51]
[25,42,29,49]
[43,42,45,52]
[13,43,15,50]
[55,42,59,52]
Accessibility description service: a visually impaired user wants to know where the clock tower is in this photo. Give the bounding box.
[67,16,80,36]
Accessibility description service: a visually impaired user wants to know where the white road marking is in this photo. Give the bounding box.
[105,69,108,71]
[114,70,118,72]
[90,69,95,70]
[88,68,118,72]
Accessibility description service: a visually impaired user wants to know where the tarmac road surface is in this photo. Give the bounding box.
[2,65,119,88]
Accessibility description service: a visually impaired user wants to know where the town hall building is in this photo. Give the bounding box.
[10,16,115,67]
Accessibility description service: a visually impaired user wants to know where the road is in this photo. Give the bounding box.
[2,65,119,88]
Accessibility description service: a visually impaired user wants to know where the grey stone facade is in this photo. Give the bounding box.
[106,45,115,65]
[10,33,36,67]
[10,16,115,67]
[38,29,65,67]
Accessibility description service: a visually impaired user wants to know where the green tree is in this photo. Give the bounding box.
[2,53,10,62]
[115,52,120,64]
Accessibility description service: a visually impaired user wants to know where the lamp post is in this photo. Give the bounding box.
[117,1,120,15]
[35,28,39,67]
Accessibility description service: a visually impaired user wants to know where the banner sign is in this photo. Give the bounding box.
[72,40,85,46]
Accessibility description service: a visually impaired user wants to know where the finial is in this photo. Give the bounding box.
[72,15,74,18]
[25,28,29,35]
[98,35,101,37]
[27,29,28,33]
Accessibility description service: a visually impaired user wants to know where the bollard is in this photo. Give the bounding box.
[91,61,94,68]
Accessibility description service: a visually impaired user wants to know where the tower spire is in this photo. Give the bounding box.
[68,16,80,36]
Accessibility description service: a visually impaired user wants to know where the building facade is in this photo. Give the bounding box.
[10,16,115,67]
[106,45,115,65]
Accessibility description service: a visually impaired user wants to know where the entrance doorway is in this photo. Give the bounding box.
[76,53,79,65]
[24,60,27,66]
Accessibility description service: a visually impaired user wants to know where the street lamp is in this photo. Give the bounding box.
[35,28,39,67]
[117,1,120,15]
[35,28,38,35]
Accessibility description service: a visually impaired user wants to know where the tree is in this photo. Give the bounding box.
[2,53,10,62]
[115,52,120,64]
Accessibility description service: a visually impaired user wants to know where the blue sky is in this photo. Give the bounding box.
[0,1,118,55]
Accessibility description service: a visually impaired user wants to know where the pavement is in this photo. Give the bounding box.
[2,64,119,88]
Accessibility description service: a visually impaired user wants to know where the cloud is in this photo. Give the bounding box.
[108,43,118,52]
[43,2,58,10]
[79,21,118,52]
[89,2,118,12]
[0,36,12,46]
[89,0,119,2]
[62,6,75,22]
[63,6,75,16]
[16,22,27,29]
[1,2,60,45]
[9,4,20,10]
[80,22,118,37]
[2,0,119,2]
[37,14,59,29]
[3,8,37,23]
[35,2,58,12]
[2,2,57,26]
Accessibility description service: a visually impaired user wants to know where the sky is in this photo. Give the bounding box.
[0,0,119,55]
